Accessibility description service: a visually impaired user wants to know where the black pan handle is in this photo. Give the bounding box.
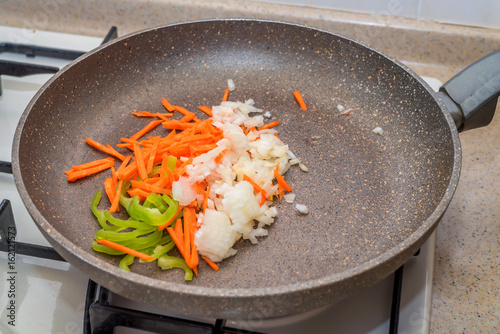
[438,49,500,132]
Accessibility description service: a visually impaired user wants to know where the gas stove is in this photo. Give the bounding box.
[0,25,436,334]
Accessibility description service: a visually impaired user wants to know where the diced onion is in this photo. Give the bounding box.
[373,127,384,135]
[227,79,236,91]
[295,204,309,214]
[284,193,296,203]
[299,163,308,172]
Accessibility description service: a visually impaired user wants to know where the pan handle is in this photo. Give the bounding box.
[437,49,500,132]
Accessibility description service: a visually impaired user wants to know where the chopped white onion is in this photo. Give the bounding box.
[186,98,307,264]
[337,104,345,112]
[284,193,296,203]
[227,79,236,91]
[372,126,384,135]
[295,204,309,214]
[299,163,309,172]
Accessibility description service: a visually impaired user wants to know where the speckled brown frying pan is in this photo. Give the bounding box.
[12,19,499,319]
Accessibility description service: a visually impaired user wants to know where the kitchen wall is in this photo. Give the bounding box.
[256,0,500,29]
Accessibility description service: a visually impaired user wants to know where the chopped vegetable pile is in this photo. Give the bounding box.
[65,84,308,280]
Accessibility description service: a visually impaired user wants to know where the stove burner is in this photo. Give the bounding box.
[0,26,118,179]
[84,280,262,334]
[0,199,65,261]
[0,26,117,96]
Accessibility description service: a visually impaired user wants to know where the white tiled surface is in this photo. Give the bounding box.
[256,0,500,28]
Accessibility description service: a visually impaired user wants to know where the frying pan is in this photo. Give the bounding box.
[12,19,499,319]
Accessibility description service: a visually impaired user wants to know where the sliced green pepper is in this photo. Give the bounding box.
[146,193,168,213]
[151,241,176,259]
[119,254,135,271]
[158,254,193,281]
[91,191,121,232]
[121,194,179,226]
[103,211,148,229]
[95,227,157,242]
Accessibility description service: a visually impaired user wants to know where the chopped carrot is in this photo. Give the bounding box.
[130,180,169,195]
[293,90,307,110]
[174,217,183,239]
[116,156,132,174]
[214,149,227,164]
[222,88,229,102]
[174,105,201,122]
[128,120,163,142]
[132,110,174,118]
[274,166,292,192]
[132,143,149,181]
[258,120,280,131]
[96,238,155,261]
[202,256,219,271]
[109,180,123,213]
[86,138,126,161]
[183,207,192,267]
[161,97,176,112]
[146,137,160,174]
[104,177,116,203]
[65,160,114,182]
[167,224,187,259]
[127,188,149,201]
[66,157,114,173]
[197,106,212,117]
[240,124,249,135]
[243,174,268,206]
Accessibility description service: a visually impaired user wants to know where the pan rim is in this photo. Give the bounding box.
[12,17,462,309]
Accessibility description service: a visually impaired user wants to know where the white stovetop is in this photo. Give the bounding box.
[0,25,435,334]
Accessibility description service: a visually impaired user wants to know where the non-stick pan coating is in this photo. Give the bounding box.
[13,19,460,318]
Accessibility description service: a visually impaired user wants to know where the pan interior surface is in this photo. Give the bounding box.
[15,21,456,293]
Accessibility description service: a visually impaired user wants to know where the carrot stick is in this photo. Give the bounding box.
[214,149,227,164]
[129,120,163,142]
[197,106,212,117]
[132,110,174,118]
[258,120,280,131]
[127,188,149,201]
[183,207,192,267]
[161,97,176,112]
[167,224,187,258]
[162,120,195,131]
[274,166,292,192]
[109,180,123,213]
[180,133,215,143]
[104,177,116,203]
[243,174,268,198]
[157,206,183,231]
[201,256,219,271]
[191,244,199,276]
[133,143,149,181]
[222,88,229,102]
[86,138,126,161]
[116,156,132,174]
[66,161,114,182]
[293,90,307,111]
[174,217,183,239]
[130,180,169,195]
[146,137,160,174]
[96,238,155,261]
[174,105,201,123]
[67,157,114,173]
